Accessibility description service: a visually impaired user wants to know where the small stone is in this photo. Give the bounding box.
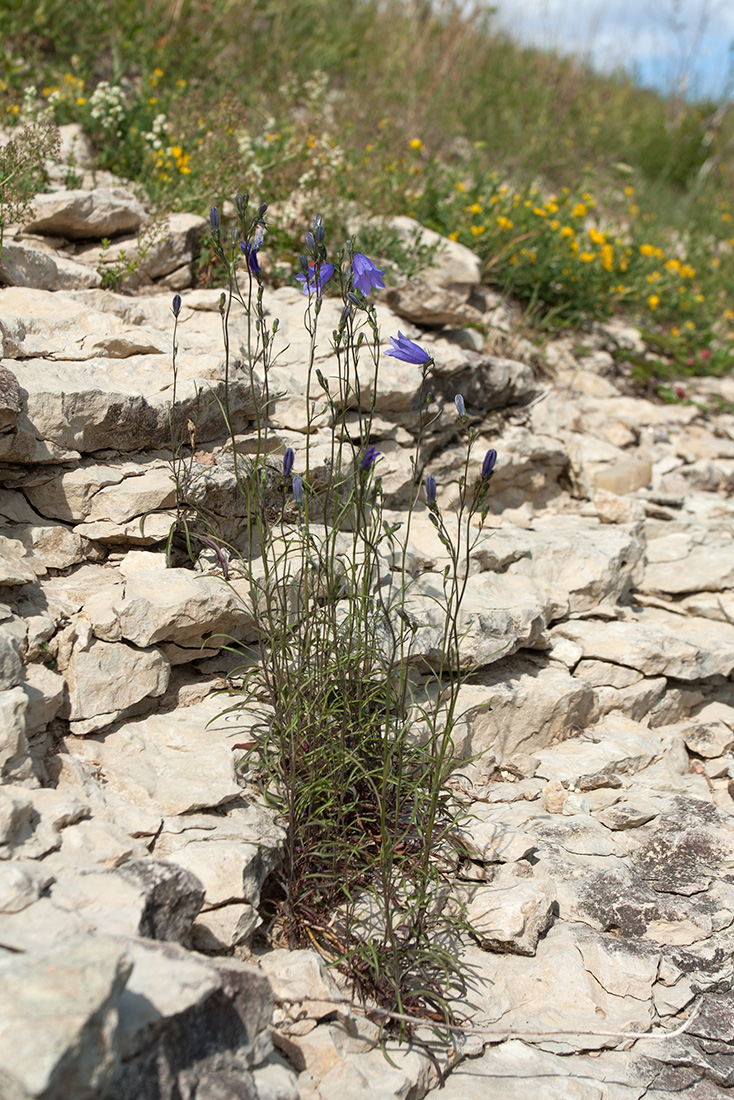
[542,780,568,814]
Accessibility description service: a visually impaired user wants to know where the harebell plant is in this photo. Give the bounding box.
[172,198,498,1041]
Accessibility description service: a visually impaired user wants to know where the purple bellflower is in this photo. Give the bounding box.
[292,476,304,504]
[283,448,295,477]
[481,449,498,478]
[385,331,430,365]
[454,394,466,419]
[241,241,260,275]
[352,253,386,296]
[425,475,437,505]
[360,445,381,471]
[296,261,335,296]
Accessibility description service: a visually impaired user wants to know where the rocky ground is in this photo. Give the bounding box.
[1,135,734,1098]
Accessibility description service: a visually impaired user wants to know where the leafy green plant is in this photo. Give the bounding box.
[0,118,59,260]
[166,197,499,1038]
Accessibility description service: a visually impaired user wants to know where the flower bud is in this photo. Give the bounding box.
[314,224,325,245]
[425,475,437,505]
[209,206,220,233]
[481,449,498,478]
[454,394,466,419]
[235,193,248,218]
[258,202,268,219]
[305,231,316,252]
[172,293,182,317]
[283,448,294,477]
[292,475,304,504]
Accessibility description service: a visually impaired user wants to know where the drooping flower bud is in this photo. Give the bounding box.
[481,449,498,478]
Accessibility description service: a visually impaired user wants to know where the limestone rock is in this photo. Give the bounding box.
[62,696,243,817]
[63,633,170,733]
[0,533,36,585]
[0,363,20,430]
[25,186,147,239]
[93,567,255,649]
[552,608,734,680]
[0,686,33,783]
[459,878,557,955]
[0,935,131,1100]
[0,237,102,290]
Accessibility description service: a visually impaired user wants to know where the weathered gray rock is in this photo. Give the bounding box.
[62,629,170,733]
[0,236,102,290]
[25,186,147,239]
[88,567,255,649]
[0,533,36,585]
[642,531,734,595]
[553,608,734,680]
[76,212,207,286]
[0,935,131,1100]
[0,686,33,783]
[458,878,557,955]
[425,1040,655,1099]
[62,696,243,816]
[0,363,20,430]
[448,657,595,760]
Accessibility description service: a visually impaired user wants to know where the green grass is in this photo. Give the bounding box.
[3,0,734,385]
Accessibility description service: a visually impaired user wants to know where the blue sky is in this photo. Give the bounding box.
[489,0,734,100]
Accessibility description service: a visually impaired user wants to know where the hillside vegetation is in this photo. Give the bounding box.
[3,0,734,383]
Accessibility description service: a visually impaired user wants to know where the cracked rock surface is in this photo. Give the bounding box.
[1,181,734,1097]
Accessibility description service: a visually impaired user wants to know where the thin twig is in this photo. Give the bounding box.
[276,993,704,1044]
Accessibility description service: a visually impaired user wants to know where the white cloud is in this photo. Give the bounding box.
[489,0,734,96]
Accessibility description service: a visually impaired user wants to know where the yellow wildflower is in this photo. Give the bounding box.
[640,244,656,257]
[366,143,374,152]
[664,258,681,274]
[646,271,661,283]
[496,216,513,230]
[684,320,696,330]
[579,251,595,262]
[600,244,614,271]
[469,202,482,215]
[545,201,559,213]
[533,206,547,217]
[723,213,732,223]
[470,225,486,236]
[671,327,680,336]
[409,138,424,150]
[629,204,640,216]
[550,219,560,231]
[448,231,460,241]
[680,264,695,278]
[560,226,574,238]
[589,227,606,245]
[724,309,734,321]
[572,203,587,218]
[624,186,634,196]
[647,295,660,310]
